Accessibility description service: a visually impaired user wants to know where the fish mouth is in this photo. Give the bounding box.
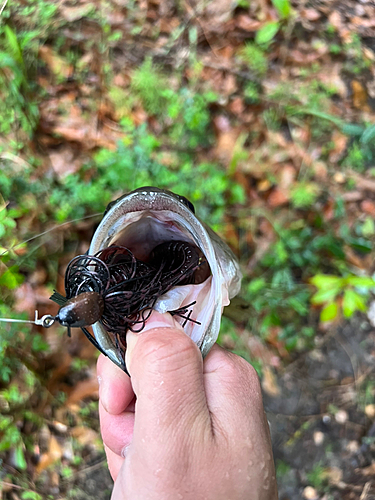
[89,188,224,369]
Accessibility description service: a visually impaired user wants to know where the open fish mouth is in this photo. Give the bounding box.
[89,187,242,370]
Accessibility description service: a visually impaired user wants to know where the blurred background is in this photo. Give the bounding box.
[1,0,375,498]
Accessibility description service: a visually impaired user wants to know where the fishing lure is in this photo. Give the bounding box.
[47,241,205,372]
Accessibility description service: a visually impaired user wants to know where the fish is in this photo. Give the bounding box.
[86,186,243,370]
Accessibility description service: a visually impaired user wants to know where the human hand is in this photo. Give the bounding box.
[97,311,277,500]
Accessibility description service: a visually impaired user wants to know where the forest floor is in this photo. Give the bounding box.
[2,0,375,498]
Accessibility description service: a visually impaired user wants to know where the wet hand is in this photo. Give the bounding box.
[97,311,277,499]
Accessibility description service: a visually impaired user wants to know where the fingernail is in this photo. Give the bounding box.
[125,312,184,370]
[142,311,184,332]
[121,444,130,458]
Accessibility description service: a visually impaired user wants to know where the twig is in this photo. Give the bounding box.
[0,0,8,16]
[359,481,372,500]
[0,482,23,490]
[202,61,261,84]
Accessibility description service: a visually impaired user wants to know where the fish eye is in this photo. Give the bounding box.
[177,195,195,214]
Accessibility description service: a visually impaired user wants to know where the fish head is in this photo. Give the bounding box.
[89,187,242,370]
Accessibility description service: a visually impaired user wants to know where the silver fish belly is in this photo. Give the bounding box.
[89,187,242,370]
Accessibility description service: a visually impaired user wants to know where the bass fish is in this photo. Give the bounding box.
[86,187,242,369]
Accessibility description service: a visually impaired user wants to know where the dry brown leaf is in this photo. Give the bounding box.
[203,0,234,24]
[247,334,280,367]
[160,17,180,33]
[14,283,37,316]
[261,366,280,397]
[235,14,261,32]
[60,3,94,22]
[278,164,296,190]
[326,467,343,485]
[267,187,289,207]
[228,97,245,116]
[258,179,272,192]
[288,49,323,65]
[334,172,346,184]
[344,246,369,269]
[300,8,321,21]
[361,199,375,216]
[317,64,347,98]
[49,147,83,180]
[329,130,349,163]
[360,463,375,476]
[313,161,328,180]
[351,17,375,28]
[341,191,363,202]
[39,46,73,79]
[352,175,375,192]
[213,115,242,165]
[36,435,63,474]
[329,11,343,32]
[71,426,100,446]
[352,80,369,110]
[66,375,99,406]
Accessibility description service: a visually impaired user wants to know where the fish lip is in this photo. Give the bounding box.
[88,188,223,369]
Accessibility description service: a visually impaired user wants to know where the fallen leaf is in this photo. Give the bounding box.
[60,4,95,22]
[228,97,245,115]
[14,283,37,316]
[313,161,328,180]
[235,14,262,32]
[342,191,363,202]
[66,374,99,406]
[39,46,73,79]
[267,187,289,207]
[361,199,375,216]
[352,80,369,110]
[329,130,348,163]
[278,164,296,190]
[261,366,280,397]
[326,466,343,485]
[301,8,321,21]
[258,179,272,192]
[361,464,375,476]
[36,435,63,474]
[247,334,280,367]
[213,115,242,165]
[49,147,83,179]
[329,11,343,32]
[71,426,100,446]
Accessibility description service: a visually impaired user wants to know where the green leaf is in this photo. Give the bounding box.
[310,274,343,289]
[361,124,375,145]
[341,123,364,137]
[0,267,24,289]
[14,444,27,470]
[311,286,341,305]
[272,0,292,18]
[21,491,43,500]
[346,276,375,288]
[247,278,266,294]
[320,302,338,322]
[4,26,23,66]
[362,217,375,237]
[255,22,280,45]
[342,289,367,318]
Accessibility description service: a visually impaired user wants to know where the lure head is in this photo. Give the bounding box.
[89,187,242,370]
[56,291,104,328]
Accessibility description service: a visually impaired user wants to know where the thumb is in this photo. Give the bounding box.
[125,311,211,450]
